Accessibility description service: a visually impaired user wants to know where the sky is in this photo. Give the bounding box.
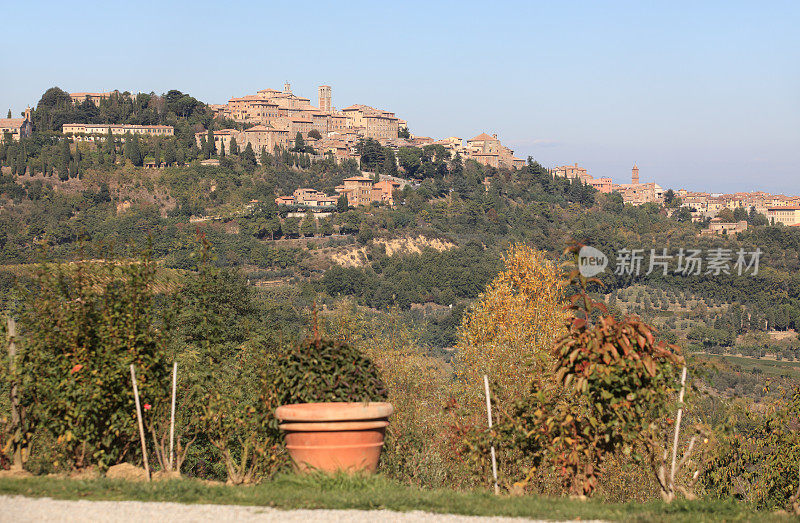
[2,1,798,194]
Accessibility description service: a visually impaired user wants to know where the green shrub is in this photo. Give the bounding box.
[272,333,388,405]
[19,255,170,470]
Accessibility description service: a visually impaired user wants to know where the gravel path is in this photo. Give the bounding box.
[0,495,556,522]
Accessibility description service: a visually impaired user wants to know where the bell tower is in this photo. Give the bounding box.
[632,163,639,184]
[283,82,291,93]
[318,85,332,113]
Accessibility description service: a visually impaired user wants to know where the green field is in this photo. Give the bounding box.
[706,354,800,379]
[0,475,786,522]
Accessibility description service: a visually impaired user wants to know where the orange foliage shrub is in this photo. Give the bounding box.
[456,243,566,407]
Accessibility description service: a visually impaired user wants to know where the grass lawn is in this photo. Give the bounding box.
[0,474,787,522]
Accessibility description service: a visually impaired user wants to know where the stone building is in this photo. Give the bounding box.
[194,126,289,156]
[703,219,748,235]
[336,176,375,206]
[63,123,174,138]
[69,91,118,105]
[767,206,800,226]
[0,108,33,142]
[335,176,401,207]
[340,104,399,140]
[588,177,613,193]
[552,163,590,181]
[614,182,664,205]
[612,165,664,205]
[464,133,524,169]
[242,125,290,153]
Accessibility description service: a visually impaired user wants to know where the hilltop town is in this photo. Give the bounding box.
[2,82,799,227]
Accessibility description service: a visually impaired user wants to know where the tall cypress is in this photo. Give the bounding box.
[206,129,216,158]
[58,141,70,181]
[242,143,256,172]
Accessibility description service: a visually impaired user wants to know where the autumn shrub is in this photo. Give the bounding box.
[452,243,567,487]
[455,244,566,408]
[462,244,686,498]
[700,387,800,511]
[18,255,171,470]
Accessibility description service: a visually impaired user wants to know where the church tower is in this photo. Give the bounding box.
[632,164,639,184]
[283,82,291,93]
[318,85,332,113]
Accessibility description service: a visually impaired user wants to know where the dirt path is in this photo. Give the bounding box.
[0,495,556,522]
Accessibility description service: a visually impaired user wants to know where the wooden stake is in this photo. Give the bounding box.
[130,364,151,481]
[169,361,177,472]
[669,366,688,489]
[7,317,23,471]
[483,374,500,495]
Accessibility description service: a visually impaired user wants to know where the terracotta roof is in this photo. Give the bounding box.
[469,133,496,141]
[0,118,25,128]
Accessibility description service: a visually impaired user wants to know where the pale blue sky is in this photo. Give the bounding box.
[2,1,798,193]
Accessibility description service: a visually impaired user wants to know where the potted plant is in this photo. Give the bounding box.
[272,332,392,474]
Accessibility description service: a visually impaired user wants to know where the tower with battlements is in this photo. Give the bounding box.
[632,163,639,184]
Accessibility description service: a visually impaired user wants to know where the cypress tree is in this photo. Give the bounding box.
[242,143,256,172]
[15,147,26,176]
[163,140,177,166]
[337,193,349,213]
[206,129,216,157]
[294,132,305,152]
[58,141,70,181]
[105,129,114,154]
[229,136,239,155]
[125,134,143,166]
[259,147,269,167]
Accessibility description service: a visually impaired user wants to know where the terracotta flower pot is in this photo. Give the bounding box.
[275,402,393,474]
